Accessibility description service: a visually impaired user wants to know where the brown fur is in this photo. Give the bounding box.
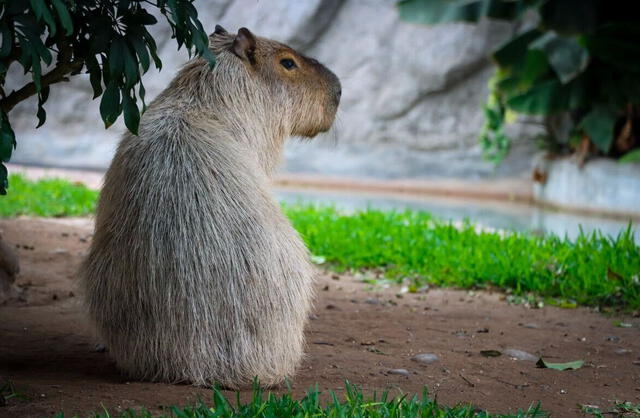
[80,26,340,388]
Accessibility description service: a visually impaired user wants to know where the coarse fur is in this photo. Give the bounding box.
[80,26,341,388]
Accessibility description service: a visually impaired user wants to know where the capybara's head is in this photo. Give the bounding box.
[207,25,341,138]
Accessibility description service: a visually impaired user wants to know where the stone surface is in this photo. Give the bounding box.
[6,0,535,179]
[388,368,410,376]
[533,156,640,217]
[503,348,539,362]
[411,353,439,364]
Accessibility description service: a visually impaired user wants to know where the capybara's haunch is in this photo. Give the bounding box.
[80,26,341,388]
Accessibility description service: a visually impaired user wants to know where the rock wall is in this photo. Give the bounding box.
[7,0,538,179]
[533,156,640,217]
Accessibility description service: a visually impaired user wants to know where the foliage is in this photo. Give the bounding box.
[0,0,215,195]
[54,381,547,417]
[397,0,640,164]
[3,174,639,310]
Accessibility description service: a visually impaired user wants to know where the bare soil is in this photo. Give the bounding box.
[0,218,639,418]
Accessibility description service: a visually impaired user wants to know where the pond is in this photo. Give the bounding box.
[276,187,639,242]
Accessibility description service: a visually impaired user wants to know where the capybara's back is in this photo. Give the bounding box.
[80,26,341,388]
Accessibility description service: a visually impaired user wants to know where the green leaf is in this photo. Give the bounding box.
[16,34,33,73]
[579,105,618,153]
[193,31,216,66]
[122,46,139,88]
[30,51,42,92]
[530,32,589,84]
[51,0,73,35]
[122,93,140,135]
[0,21,14,59]
[493,29,543,70]
[0,163,7,195]
[36,86,50,128]
[587,24,640,74]
[14,15,53,65]
[142,31,162,70]
[138,81,147,113]
[109,37,126,78]
[536,358,584,370]
[506,78,570,114]
[86,56,103,99]
[126,8,158,26]
[0,113,15,162]
[128,33,150,72]
[539,0,598,34]
[619,149,640,164]
[99,82,121,128]
[30,0,57,36]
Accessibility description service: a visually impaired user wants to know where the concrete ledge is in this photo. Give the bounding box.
[533,156,640,220]
[276,174,533,203]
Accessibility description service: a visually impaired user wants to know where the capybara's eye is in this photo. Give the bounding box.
[280,58,297,70]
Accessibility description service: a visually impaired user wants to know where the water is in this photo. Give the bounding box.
[275,187,639,242]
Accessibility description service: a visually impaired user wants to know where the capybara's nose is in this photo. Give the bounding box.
[334,86,342,106]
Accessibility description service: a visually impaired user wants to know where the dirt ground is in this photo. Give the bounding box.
[0,218,639,418]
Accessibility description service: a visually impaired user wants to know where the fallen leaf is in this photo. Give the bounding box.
[367,347,387,355]
[536,358,584,370]
[607,267,624,281]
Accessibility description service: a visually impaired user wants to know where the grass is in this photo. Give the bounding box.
[54,382,547,418]
[2,173,639,309]
[0,174,98,217]
[285,205,640,310]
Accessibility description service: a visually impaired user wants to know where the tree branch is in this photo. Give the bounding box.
[0,41,83,114]
[0,60,84,113]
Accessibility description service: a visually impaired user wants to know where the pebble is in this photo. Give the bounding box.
[388,368,410,377]
[411,353,439,364]
[605,335,620,342]
[521,323,539,329]
[614,348,632,355]
[503,349,539,362]
[365,298,382,305]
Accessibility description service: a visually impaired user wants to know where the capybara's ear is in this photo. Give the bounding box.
[232,27,257,65]
[210,24,228,38]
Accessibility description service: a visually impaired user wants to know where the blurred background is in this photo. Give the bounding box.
[5,0,640,239]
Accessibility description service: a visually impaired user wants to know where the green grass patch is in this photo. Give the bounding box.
[55,382,546,417]
[2,174,639,309]
[0,174,98,217]
[285,205,640,310]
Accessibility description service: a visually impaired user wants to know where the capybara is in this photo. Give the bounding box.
[80,25,341,388]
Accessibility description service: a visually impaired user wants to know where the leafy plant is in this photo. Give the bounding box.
[397,0,640,164]
[54,380,548,417]
[0,0,215,194]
